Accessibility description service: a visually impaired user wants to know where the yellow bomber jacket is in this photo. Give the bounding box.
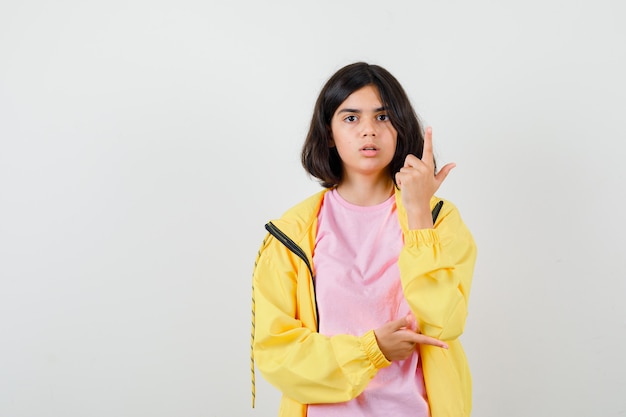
[251,188,477,417]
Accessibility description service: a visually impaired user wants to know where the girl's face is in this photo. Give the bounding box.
[330,85,398,183]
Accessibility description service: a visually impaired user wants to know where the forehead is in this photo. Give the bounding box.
[338,85,383,109]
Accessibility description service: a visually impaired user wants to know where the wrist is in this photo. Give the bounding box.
[405,207,433,230]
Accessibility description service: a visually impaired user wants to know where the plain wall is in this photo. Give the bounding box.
[1,1,625,416]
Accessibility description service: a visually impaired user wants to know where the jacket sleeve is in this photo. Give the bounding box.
[252,234,390,405]
[398,200,477,341]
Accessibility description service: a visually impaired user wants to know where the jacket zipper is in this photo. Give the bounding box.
[431,200,444,224]
[265,221,318,330]
[265,222,314,279]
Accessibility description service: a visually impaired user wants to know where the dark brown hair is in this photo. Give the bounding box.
[301,62,427,188]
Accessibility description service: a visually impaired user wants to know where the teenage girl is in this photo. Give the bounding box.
[251,62,477,417]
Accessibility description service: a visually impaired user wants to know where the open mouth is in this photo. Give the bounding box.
[360,145,379,157]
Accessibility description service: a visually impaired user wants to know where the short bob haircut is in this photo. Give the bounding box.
[301,62,429,188]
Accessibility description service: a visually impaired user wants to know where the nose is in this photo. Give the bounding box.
[360,118,376,137]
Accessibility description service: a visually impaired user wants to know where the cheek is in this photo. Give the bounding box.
[330,127,351,147]
[384,126,398,144]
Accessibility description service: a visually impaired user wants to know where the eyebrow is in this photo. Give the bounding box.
[337,106,387,114]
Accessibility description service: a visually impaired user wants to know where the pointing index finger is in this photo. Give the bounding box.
[421,126,433,163]
[412,332,449,349]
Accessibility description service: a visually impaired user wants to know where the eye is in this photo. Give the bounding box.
[377,114,389,121]
[344,115,358,122]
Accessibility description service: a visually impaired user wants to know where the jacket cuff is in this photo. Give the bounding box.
[360,330,391,369]
[404,228,440,247]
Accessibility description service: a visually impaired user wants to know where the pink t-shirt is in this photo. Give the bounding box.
[307,189,429,417]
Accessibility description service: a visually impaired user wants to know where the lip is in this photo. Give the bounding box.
[359,144,379,157]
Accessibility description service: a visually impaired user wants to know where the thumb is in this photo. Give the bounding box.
[404,313,417,331]
[387,316,409,331]
[435,162,456,184]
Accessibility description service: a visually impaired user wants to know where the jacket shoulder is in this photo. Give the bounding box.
[268,189,328,238]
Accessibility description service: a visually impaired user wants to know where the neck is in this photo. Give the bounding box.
[336,175,395,206]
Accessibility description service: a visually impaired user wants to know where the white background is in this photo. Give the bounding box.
[1,1,625,416]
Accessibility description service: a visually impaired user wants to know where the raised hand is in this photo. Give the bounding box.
[374,314,448,362]
[394,126,456,229]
